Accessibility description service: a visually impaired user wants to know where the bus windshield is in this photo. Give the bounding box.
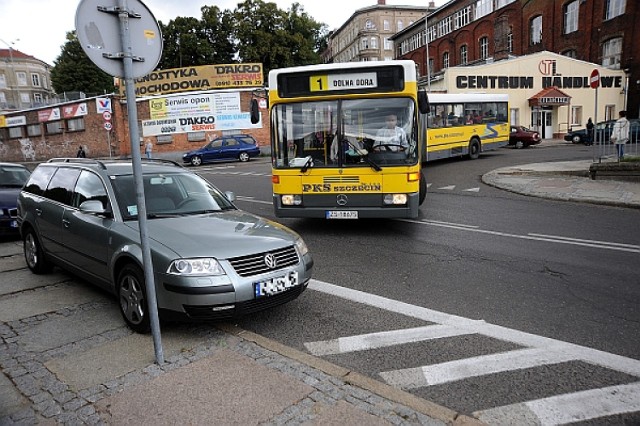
[271,97,417,169]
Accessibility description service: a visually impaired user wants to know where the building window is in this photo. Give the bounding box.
[8,126,23,139]
[34,93,42,104]
[475,0,493,19]
[531,15,542,45]
[460,45,468,65]
[605,0,625,20]
[0,92,6,104]
[397,20,403,31]
[371,37,378,49]
[510,108,519,126]
[187,132,206,142]
[383,20,390,31]
[0,74,6,89]
[46,121,63,134]
[564,1,579,34]
[497,0,516,7]
[602,37,622,69]
[365,19,375,30]
[443,52,450,68]
[31,73,41,87]
[66,118,85,132]
[428,58,434,76]
[437,16,452,37]
[571,106,582,126]
[27,124,41,137]
[16,72,27,86]
[361,38,369,50]
[454,7,471,29]
[507,30,513,52]
[384,37,392,50]
[604,104,616,121]
[479,36,489,60]
[427,25,436,43]
[20,93,30,104]
[157,134,173,144]
[562,49,577,58]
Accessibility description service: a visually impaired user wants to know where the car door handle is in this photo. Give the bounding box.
[62,219,70,228]
[35,208,42,216]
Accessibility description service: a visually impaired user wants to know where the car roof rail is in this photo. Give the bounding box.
[47,158,108,170]
[139,158,184,168]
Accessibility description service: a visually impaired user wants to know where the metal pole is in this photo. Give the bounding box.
[118,0,164,364]
[593,86,598,162]
[425,15,431,91]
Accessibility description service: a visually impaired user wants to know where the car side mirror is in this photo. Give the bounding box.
[418,90,429,115]
[79,200,112,217]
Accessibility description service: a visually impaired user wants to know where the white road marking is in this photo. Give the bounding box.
[463,187,480,192]
[426,183,433,188]
[475,382,640,425]
[437,185,456,190]
[395,219,640,253]
[380,347,578,388]
[235,196,271,205]
[307,279,640,422]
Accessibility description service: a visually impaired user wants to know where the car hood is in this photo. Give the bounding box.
[125,210,298,259]
[0,188,21,207]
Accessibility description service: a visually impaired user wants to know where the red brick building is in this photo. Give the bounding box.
[392,0,639,118]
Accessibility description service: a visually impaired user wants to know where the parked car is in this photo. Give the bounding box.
[0,163,31,237]
[509,125,541,149]
[564,118,640,144]
[17,158,312,332]
[183,135,260,166]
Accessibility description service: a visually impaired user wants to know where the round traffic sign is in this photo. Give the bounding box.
[102,111,112,121]
[104,122,113,131]
[590,69,600,89]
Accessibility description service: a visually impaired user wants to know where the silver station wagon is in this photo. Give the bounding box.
[17,159,313,332]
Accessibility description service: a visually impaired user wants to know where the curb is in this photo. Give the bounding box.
[218,323,484,426]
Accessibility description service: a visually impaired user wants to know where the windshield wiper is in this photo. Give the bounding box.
[345,139,381,172]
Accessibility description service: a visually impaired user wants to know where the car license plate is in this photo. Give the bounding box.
[325,210,358,219]
[254,271,299,298]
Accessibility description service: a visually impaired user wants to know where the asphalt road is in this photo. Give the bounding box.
[195,143,640,420]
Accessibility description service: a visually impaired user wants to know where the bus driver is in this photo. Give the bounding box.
[373,113,409,152]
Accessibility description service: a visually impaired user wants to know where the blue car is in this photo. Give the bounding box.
[183,135,261,166]
[0,163,31,237]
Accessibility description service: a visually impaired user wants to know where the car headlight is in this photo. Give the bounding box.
[295,237,309,256]
[167,258,226,276]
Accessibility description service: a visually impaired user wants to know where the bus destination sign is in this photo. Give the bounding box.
[310,72,378,92]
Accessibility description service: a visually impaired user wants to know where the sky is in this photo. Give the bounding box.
[0,0,445,66]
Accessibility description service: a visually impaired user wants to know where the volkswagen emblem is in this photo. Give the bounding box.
[336,194,348,206]
[264,253,277,269]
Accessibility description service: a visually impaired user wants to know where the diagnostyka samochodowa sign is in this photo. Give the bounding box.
[120,63,264,97]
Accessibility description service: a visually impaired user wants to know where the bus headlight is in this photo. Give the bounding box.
[281,195,302,206]
[383,194,408,205]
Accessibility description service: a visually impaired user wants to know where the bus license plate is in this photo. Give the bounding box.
[254,271,299,298]
[326,211,358,219]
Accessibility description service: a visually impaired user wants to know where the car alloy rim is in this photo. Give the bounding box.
[120,275,145,325]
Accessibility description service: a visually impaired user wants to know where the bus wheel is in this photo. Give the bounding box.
[419,172,427,205]
[468,138,481,160]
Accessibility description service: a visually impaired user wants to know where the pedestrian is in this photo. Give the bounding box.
[585,117,594,146]
[76,145,86,158]
[610,110,629,160]
[145,140,153,159]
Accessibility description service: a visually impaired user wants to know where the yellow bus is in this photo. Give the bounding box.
[262,61,427,219]
[422,93,509,162]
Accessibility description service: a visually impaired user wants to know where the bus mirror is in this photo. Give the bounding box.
[418,91,429,114]
[250,99,260,124]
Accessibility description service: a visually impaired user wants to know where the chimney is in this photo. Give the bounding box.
[378,0,385,4]
[429,1,435,7]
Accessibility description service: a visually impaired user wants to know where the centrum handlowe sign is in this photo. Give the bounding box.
[121,63,264,97]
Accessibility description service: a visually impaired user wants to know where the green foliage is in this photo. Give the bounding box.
[50,32,114,96]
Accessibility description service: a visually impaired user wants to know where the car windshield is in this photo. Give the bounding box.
[0,166,30,188]
[110,172,236,220]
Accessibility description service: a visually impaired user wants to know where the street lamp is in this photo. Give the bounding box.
[0,38,20,110]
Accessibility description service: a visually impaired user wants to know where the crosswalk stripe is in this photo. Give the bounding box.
[379,347,577,388]
[304,324,472,356]
[475,382,640,425]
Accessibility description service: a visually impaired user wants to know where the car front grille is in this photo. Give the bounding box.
[228,245,299,277]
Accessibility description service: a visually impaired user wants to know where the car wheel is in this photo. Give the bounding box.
[468,138,480,160]
[190,156,202,166]
[418,172,427,206]
[572,135,582,144]
[23,227,52,274]
[239,152,250,162]
[515,140,524,149]
[117,264,151,333]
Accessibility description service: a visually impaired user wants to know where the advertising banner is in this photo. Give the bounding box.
[149,92,240,119]
[62,103,88,118]
[38,108,61,122]
[142,112,260,137]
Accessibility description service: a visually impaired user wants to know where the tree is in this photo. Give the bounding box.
[50,32,114,96]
